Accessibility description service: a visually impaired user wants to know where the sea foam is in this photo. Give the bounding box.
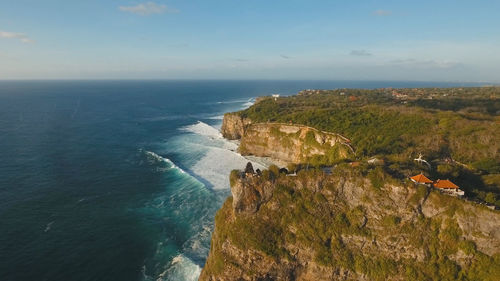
[144,150,186,174]
[207,115,224,120]
[190,146,265,189]
[176,121,265,189]
[164,254,202,281]
[180,121,223,140]
[241,98,255,108]
[148,97,259,280]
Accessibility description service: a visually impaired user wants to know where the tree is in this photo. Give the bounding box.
[485,192,497,204]
[245,162,255,174]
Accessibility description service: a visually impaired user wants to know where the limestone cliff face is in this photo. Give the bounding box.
[221,113,252,140]
[239,123,352,164]
[200,169,500,281]
[230,174,274,214]
[221,113,353,164]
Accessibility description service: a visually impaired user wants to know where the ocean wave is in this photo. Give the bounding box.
[44,221,55,232]
[157,254,202,281]
[179,121,222,140]
[174,119,266,189]
[189,145,266,189]
[140,115,187,122]
[215,98,250,104]
[241,98,255,109]
[207,115,224,120]
[143,150,186,174]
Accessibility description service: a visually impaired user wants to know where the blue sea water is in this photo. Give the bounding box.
[0,80,484,281]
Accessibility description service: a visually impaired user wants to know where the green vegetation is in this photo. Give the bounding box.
[235,87,500,205]
[207,166,500,280]
[206,87,500,279]
[240,88,499,164]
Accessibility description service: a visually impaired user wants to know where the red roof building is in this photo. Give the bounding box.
[433,179,459,189]
[410,174,433,185]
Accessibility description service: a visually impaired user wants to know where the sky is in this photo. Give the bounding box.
[1,0,500,81]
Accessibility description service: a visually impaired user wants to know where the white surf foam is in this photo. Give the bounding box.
[159,254,202,281]
[179,121,238,151]
[242,98,255,108]
[232,97,254,109]
[44,221,54,232]
[180,121,222,140]
[215,98,250,104]
[144,150,186,174]
[143,96,264,280]
[207,115,224,120]
[176,117,267,189]
[190,145,266,189]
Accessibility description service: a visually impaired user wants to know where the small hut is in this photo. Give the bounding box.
[433,179,464,197]
[410,174,433,186]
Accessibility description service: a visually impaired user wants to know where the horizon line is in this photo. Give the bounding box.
[0,78,498,84]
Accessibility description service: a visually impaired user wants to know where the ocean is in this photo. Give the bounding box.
[0,80,483,281]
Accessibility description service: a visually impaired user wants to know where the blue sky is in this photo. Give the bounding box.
[1,0,499,81]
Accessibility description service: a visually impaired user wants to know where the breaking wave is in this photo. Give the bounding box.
[242,98,255,108]
[176,120,266,189]
[160,254,202,281]
[142,95,259,280]
[143,150,186,174]
[207,115,224,120]
[180,121,223,140]
[190,145,265,189]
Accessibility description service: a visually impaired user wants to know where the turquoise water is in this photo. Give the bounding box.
[0,80,483,281]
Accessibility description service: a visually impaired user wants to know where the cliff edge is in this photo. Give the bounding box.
[220,113,354,164]
[221,113,252,140]
[200,167,500,281]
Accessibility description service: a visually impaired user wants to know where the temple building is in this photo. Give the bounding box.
[433,179,465,197]
[410,174,433,186]
[409,174,465,197]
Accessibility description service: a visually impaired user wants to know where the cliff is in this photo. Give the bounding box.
[221,113,253,140]
[200,167,500,281]
[220,113,354,164]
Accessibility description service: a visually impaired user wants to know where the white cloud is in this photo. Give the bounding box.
[0,31,24,38]
[350,50,372,56]
[119,2,178,16]
[373,9,392,16]
[0,30,34,44]
[20,38,35,44]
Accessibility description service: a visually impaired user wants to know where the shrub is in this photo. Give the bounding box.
[229,169,241,186]
[459,240,477,255]
[437,164,460,178]
[473,158,500,173]
[485,192,497,204]
[368,167,385,190]
[287,163,298,173]
[261,170,273,181]
[382,215,401,227]
[269,164,280,178]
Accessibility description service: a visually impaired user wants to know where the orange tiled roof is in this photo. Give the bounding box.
[433,179,459,189]
[410,174,433,184]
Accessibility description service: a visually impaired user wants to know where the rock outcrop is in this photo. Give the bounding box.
[221,113,354,164]
[200,168,500,281]
[221,113,252,140]
[230,172,274,214]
